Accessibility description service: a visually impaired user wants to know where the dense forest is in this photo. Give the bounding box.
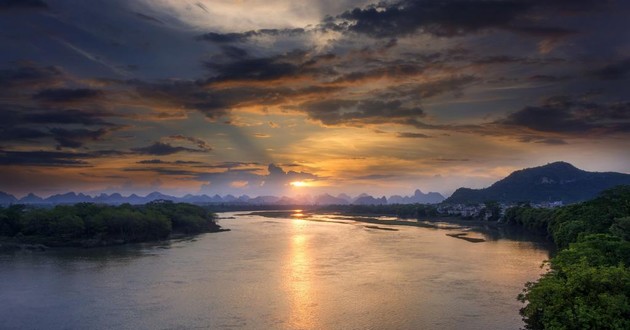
[0,201,224,247]
[508,185,630,329]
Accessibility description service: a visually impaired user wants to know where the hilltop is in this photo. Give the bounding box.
[446,161,630,204]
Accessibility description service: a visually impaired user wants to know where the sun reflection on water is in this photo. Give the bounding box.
[284,218,316,329]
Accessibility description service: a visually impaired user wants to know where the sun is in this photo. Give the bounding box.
[290,181,307,187]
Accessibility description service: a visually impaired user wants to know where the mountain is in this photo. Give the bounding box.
[0,191,17,204]
[353,195,388,205]
[45,192,93,204]
[445,161,630,204]
[314,193,350,205]
[388,189,445,204]
[19,193,44,204]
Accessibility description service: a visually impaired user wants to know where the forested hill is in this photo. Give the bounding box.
[446,162,630,204]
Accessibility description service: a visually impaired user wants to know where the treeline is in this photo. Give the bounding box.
[514,185,630,329]
[317,203,439,219]
[0,201,223,247]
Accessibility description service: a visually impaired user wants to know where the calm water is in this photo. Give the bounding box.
[0,212,552,330]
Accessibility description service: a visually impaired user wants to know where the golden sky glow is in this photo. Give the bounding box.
[0,0,629,198]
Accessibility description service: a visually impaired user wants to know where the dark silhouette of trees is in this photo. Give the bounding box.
[0,201,222,246]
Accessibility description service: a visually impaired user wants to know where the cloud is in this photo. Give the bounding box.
[0,0,48,11]
[123,167,199,177]
[49,128,109,149]
[134,12,165,25]
[333,0,604,38]
[518,136,568,145]
[137,159,204,165]
[590,58,630,80]
[302,99,426,127]
[0,127,48,140]
[203,50,326,83]
[131,80,231,119]
[197,28,306,44]
[131,142,207,156]
[0,63,62,93]
[397,132,431,138]
[199,163,318,195]
[23,109,118,126]
[166,134,212,151]
[0,149,90,166]
[496,96,630,136]
[33,88,104,103]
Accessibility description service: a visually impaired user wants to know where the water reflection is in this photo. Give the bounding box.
[292,209,305,218]
[285,218,316,329]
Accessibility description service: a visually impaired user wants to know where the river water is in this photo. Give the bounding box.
[0,212,552,330]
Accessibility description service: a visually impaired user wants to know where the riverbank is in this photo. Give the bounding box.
[0,228,231,250]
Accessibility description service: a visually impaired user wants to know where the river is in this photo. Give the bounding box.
[0,211,552,329]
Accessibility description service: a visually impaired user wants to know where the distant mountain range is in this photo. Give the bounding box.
[0,189,445,206]
[2,161,626,206]
[445,161,630,204]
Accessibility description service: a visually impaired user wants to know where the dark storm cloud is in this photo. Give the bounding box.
[33,88,104,103]
[131,142,207,156]
[397,132,431,138]
[0,0,48,11]
[0,127,48,140]
[302,99,426,127]
[131,75,342,120]
[49,128,109,148]
[203,50,330,83]
[205,57,302,82]
[23,109,117,126]
[497,96,630,135]
[131,80,230,119]
[335,0,606,38]
[0,64,62,92]
[196,28,306,44]
[220,46,249,59]
[0,149,89,166]
[590,58,630,80]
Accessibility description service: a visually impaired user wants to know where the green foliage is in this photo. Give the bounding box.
[0,201,220,246]
[550,185,630,248]
[519,260,630,330]
[483,201,501,221]
[503,206,556,232]
[0,205,25,236]
[610,217,630,241]
[518,186,630,329]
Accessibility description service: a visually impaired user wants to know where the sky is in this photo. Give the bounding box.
[0,0,629,198]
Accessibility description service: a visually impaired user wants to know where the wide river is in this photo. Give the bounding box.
[0,211,552,330]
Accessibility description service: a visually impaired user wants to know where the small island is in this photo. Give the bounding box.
[0,200,227,249]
